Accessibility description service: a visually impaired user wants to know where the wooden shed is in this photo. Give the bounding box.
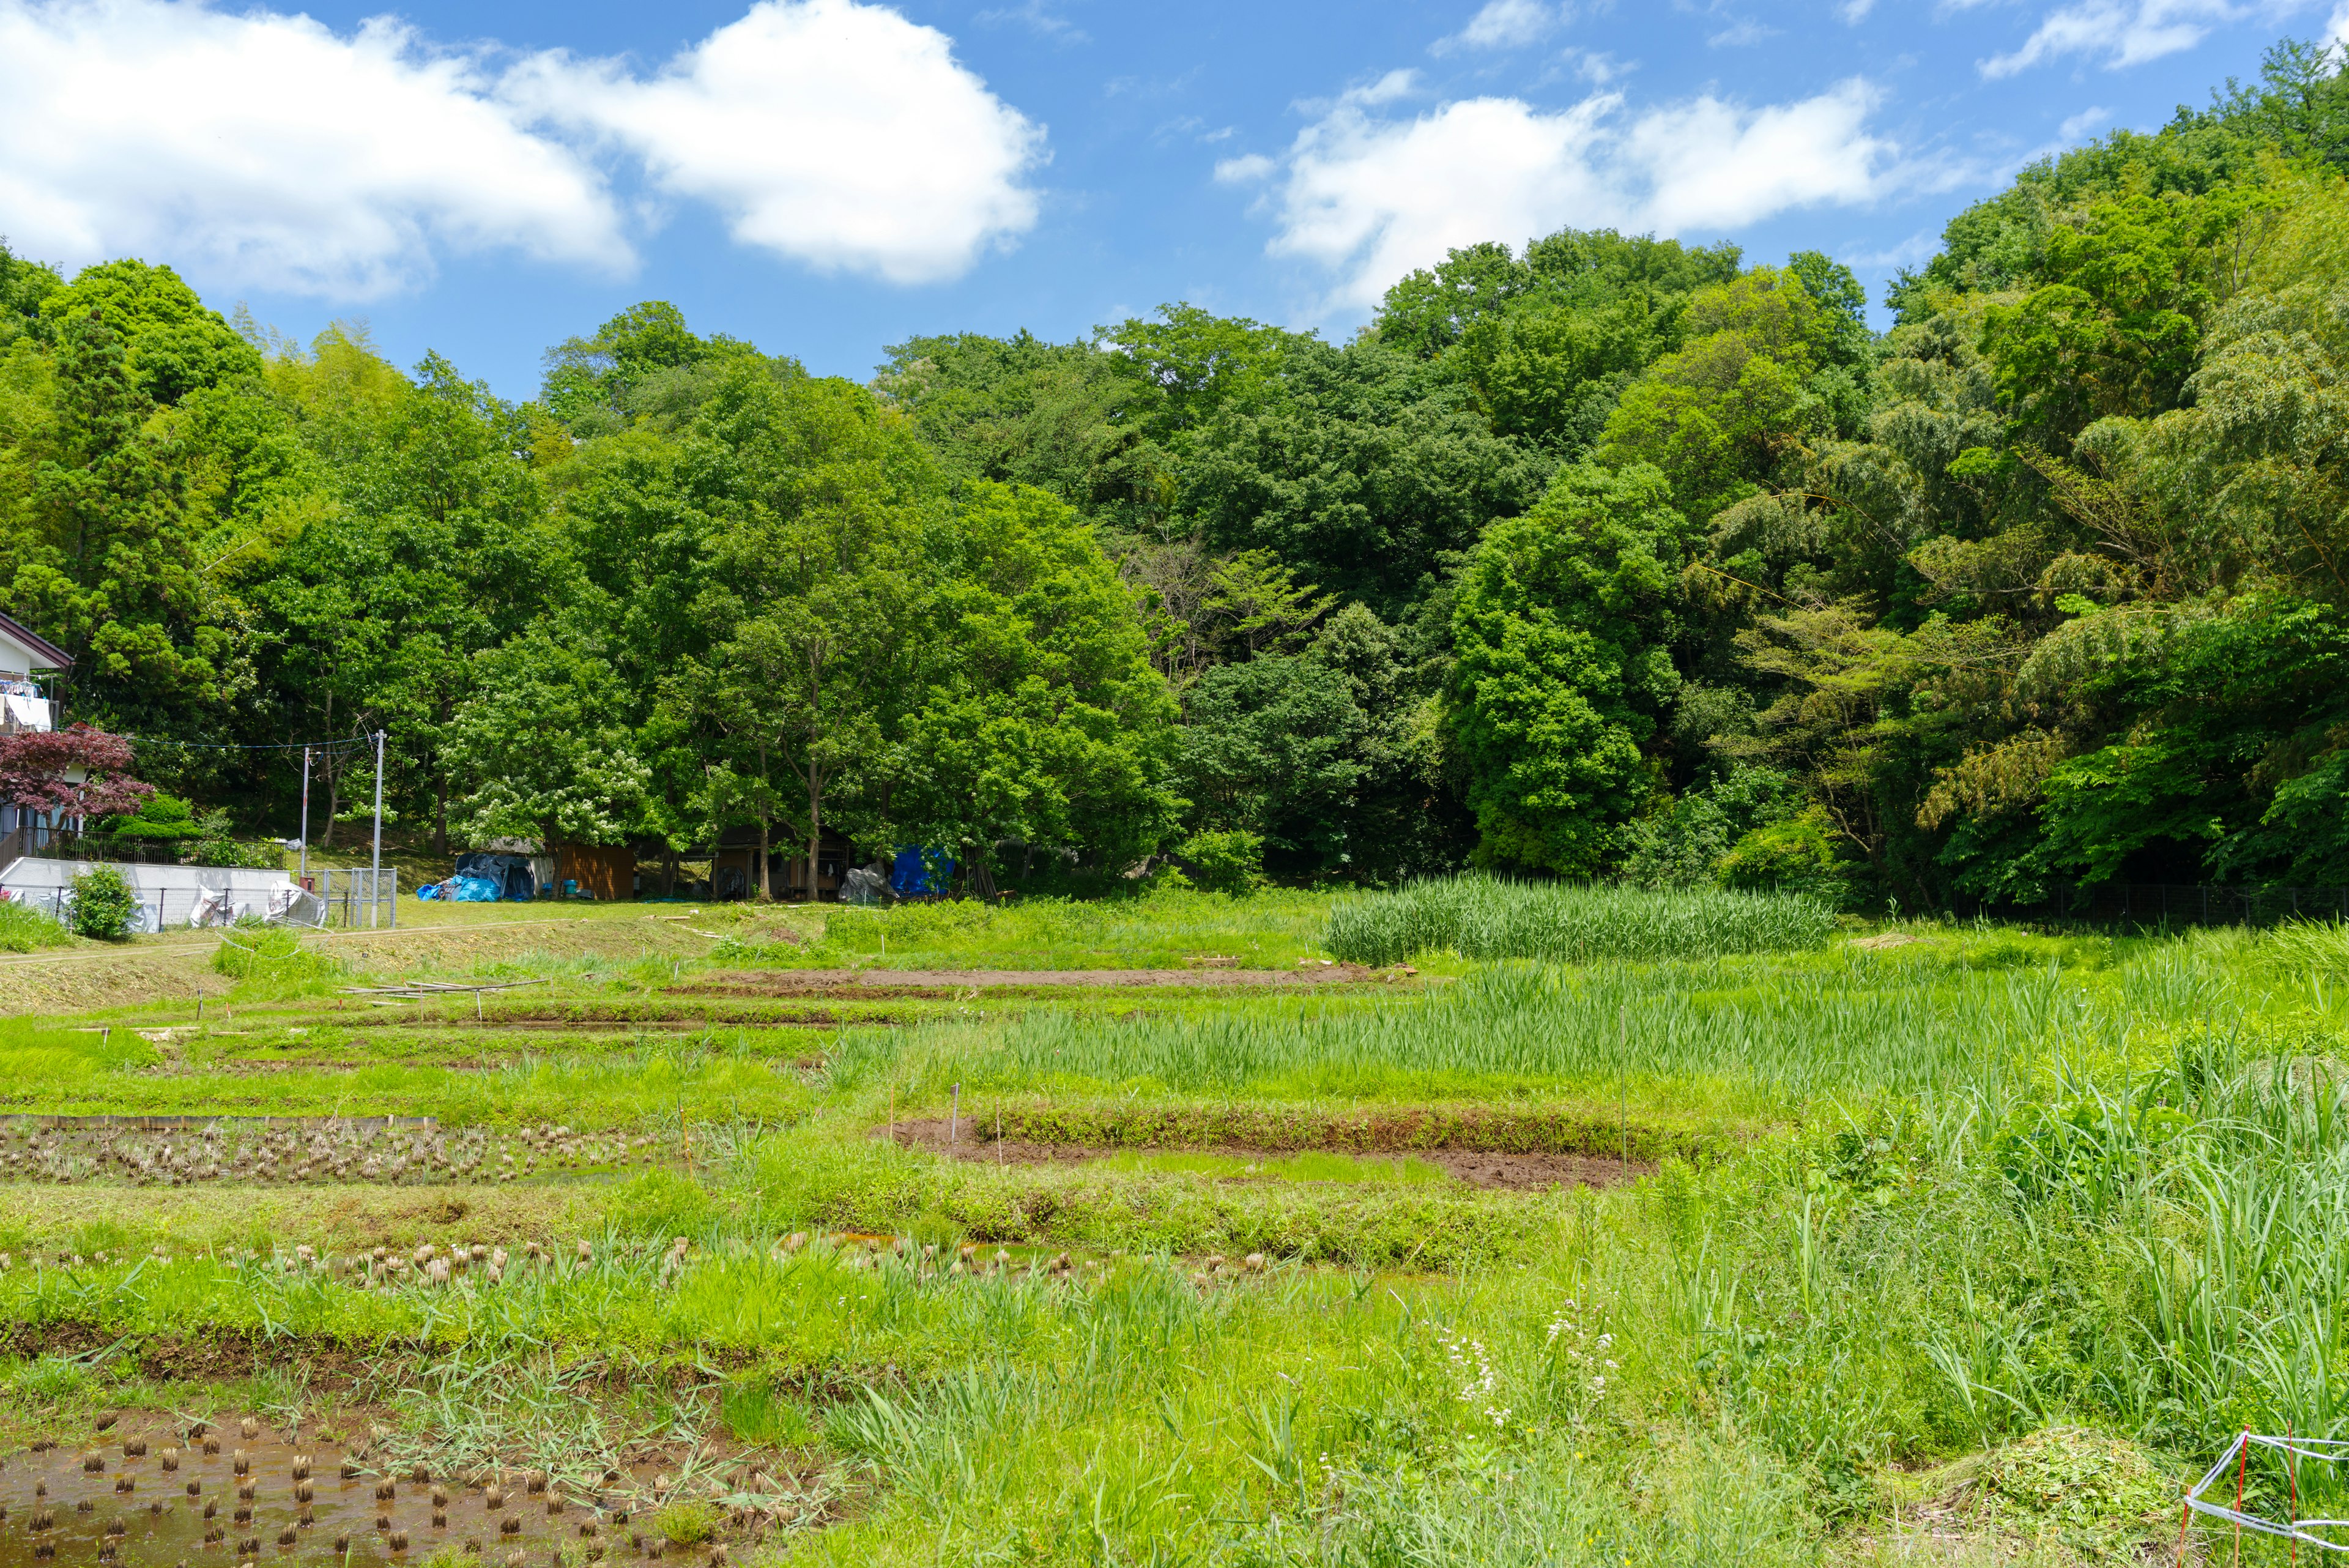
[551,841,637,901]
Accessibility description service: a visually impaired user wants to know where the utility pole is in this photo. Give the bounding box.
[299,746,310,883]
[370,730,387,930]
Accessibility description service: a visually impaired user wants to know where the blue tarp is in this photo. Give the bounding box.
[452,851,536,901]
[891,846,954,897]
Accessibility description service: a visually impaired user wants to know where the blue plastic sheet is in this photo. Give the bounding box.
[890,846,954,896]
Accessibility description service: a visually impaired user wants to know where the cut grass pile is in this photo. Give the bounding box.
[1326,874,1838,966]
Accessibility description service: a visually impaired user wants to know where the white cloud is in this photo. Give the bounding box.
[510,0,1042,284]
[2326,0,2349,45]
[1215,154,1278,184]
[1979,0,2277,76]
[0,0,1042,299]
[1335,69,1422,108]
[1840,0,1877,20]
[1630,80,1889,229]
[1564,48,1627,84]
[1255,80,1904,313]
[973,0,1086,45]
[1431,0,1559,53]
[2057,105,2113,140]
[0,0,625,297]
[1707,18,1780,45]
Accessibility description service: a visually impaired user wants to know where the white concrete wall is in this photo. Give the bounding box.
[0,859,295,932]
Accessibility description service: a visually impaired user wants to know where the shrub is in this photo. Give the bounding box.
[1717,806,1845,901]
[67,865,138,941]
[1176,829,1264,896]
[1325,874,1836,967]
[188,808,275,868]
[108,792,198,840]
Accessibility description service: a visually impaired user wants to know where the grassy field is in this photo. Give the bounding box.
[0,882,2336,1564]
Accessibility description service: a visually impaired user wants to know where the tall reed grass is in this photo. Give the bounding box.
[1326,877,1836,967]
[940,954,2072,1100]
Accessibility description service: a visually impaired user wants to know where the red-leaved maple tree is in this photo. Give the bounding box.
[0,724,155,820]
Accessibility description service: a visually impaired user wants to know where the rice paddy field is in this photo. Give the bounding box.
[0,880,2343,1565]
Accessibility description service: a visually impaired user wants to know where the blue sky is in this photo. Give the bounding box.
[0,0,2336,398]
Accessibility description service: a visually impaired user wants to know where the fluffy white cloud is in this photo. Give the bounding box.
[0,0,1042,299]
[1257,80,1901,312]
[1979,0,2283,76]
[1431,0,1559,53]
[0,0,625,297]
[509,0,1042,283]
[1630,80,1888,229]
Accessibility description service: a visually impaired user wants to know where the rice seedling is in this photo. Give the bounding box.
[1326,875,1838,967]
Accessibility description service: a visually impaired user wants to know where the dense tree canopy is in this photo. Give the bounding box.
[9,34,2349,905]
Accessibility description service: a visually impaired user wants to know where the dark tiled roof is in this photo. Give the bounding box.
[0,609,71,670]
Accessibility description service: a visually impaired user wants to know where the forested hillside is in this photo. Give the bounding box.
[7,40,2349,907]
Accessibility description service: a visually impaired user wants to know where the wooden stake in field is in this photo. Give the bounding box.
[996,1109,1003,1166]
[950,1083,960,1148]
[1619,1005,1629,1178]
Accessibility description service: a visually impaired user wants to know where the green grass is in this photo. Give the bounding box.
[0,897,75,953]
[2,893,2346,1565]
[1327,874,1839,966]
[881,942,2134,1108]
[720,886,1338,970]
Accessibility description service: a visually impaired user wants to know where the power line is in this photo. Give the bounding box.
[113,734,377,753]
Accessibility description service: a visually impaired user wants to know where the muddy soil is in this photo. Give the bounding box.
[878,1121,1651,1192]
[670,965,1397,997]
[0,1423,762,1568]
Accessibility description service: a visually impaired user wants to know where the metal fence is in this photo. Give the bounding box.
[306,866,398,929]
[1,866,396,931]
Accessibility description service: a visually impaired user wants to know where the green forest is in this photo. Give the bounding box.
[9,40,2349,908]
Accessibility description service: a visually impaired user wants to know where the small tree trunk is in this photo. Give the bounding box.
[434,773,448,855]
[807,775,823,904]
[662,846,678,897]
[756,816,771,902]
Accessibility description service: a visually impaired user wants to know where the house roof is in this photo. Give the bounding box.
[0,609,71,671]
